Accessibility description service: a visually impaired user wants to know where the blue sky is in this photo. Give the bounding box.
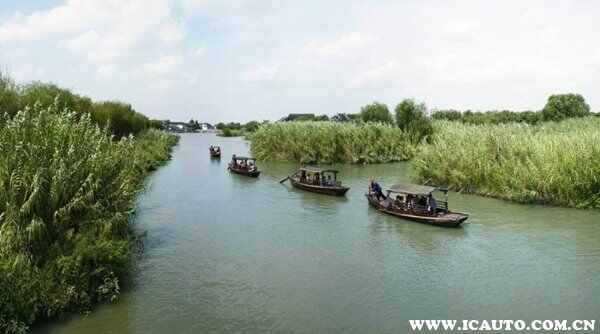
[1,0,599,122]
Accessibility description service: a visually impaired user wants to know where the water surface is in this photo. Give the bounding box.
[37,134,600,334]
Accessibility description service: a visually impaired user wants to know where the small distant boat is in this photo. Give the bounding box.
[209,145,221,158]
[228,156,260,177]
[280,166,349,196]
[366,183,468,227]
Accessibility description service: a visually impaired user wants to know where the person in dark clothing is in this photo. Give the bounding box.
[428,194,438,214]
[369,178,385,201]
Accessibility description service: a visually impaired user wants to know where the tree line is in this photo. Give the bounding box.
[1,72,161,137]
[431,94,592,125]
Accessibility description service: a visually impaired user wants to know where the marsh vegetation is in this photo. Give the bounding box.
[0,74,178,333]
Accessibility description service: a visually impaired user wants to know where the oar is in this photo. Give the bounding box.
[279,176,290,183]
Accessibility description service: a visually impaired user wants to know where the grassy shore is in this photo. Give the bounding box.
[414,118,600,208]
[247,116,599,209]
[249,121,416,164]
[0,105,178,333]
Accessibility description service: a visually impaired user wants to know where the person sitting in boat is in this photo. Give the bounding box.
[406,195,413,209]
[369,178,385,201]
[395,195,403,207]
[314,175,320,186]
[326,175,333,186]
[428,194,438,215]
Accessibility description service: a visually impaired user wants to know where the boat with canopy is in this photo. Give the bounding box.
[228,155,260,177]
[280,166,350,196]
[365,182,468,227]
[209,145,221,158]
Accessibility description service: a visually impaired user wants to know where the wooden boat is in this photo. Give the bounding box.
[281,166,349,196]
[366,183,468,227]
[209,145,221,158]
[228,156,260,177]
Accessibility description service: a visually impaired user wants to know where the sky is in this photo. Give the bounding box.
[1,0,599,123]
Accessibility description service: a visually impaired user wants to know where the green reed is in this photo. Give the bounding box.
[0,103,178,333]
[249,121,416,164]
[414,118,600,208]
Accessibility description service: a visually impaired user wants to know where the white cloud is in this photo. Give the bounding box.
[194,47,206,57]
[141,54,183,79]
[304,32,370,59]
[0,0,188,68]
[97,64,117,77]
[1,0,600,122]
[242,64,280,83]
[66,30,100,54]
[349,61,404,89]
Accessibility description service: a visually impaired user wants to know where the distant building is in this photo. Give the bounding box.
[167,122,191,133]
[198,123,215,131]
[161,121,215,133]
[279,113,315,122]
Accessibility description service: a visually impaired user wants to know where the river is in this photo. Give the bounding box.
[36,134,600,334]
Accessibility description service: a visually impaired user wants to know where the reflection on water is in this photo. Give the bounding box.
[36,134,600,334]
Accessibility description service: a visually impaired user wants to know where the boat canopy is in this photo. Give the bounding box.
[388,183,446,196]
[298,166,338,173]
[232,156,256,161]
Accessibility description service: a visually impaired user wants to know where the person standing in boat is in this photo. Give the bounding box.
[369,178,385,201]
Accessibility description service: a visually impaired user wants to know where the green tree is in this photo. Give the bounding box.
[244,121,260,132]
[394,99,433,143]
[542,94,590,121]
[359,102,393,124]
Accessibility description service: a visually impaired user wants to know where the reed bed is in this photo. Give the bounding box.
[0,104,178,333]
[414,118,600,208]
[249,121,416,164]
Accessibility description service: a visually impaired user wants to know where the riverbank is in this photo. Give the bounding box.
[415,117,600,209]
[247,117,599,209]
[0,107,178,333]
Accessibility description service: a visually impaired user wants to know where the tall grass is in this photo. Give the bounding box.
[249,121,415,163]
[414,118,600,208]
[0,103,178,333]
